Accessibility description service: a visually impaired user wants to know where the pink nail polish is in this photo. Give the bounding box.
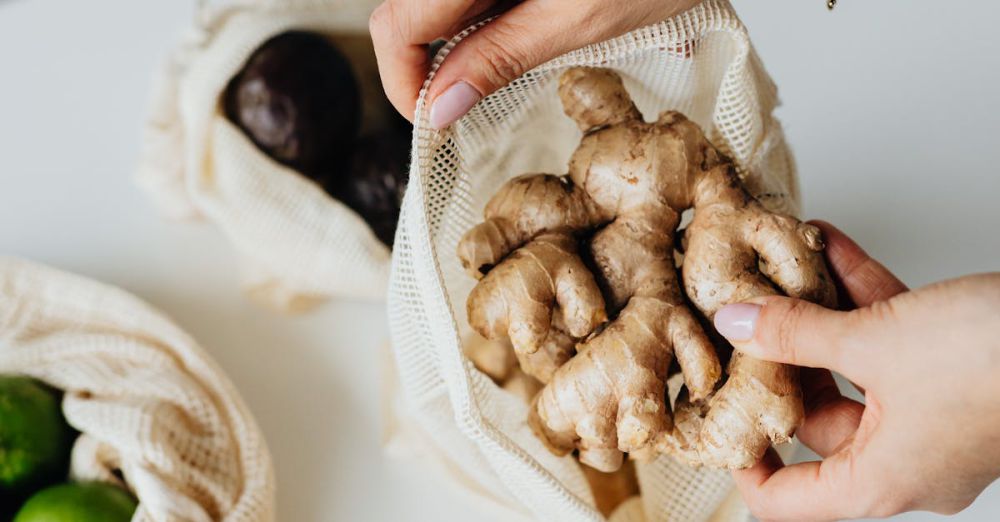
[429,81,480,129]
[714,303,762,342]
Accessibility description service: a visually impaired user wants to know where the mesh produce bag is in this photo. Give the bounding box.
[137,0,390,312]
[0,258,275,521]
[387,1,800,520]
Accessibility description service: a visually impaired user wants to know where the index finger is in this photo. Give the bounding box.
[809,220,908,307]
[369,0,486,121]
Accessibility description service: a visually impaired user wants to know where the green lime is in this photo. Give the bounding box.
[0,376,74,494]
[13,482,137,522]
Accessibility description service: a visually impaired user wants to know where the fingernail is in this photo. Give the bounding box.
[429,81,480,129]
[714,303,762,342]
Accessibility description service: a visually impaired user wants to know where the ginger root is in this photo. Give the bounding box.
[458,67,835,471]
[582,460,640,517]
[463,334,545,403]
[464,333,636,516]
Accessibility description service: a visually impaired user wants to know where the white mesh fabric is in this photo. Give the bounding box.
[0,257,275,521]
[137,0,389,312]
[388,1,796,520]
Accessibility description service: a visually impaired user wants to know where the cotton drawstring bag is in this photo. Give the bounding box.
[0,257,275,521]
[386,1,801,520]
[137,0,390,312]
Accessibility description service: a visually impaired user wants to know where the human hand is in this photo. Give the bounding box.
[712,221,1000,521]
[369,0,702,128]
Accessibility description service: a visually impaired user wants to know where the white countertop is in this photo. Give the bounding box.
[1,1,997,521]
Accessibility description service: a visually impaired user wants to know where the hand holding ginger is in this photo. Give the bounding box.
[458,67,836,471]
[722,222,1000,521]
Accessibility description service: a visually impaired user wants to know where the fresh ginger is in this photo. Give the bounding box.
[458,67,835,471]
[465,333,635,516]
[464,232,607,383]
[582,460,640,517]
[463,333,544,402]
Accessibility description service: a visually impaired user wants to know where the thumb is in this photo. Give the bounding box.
[714,297,861,377]
[425,0,702,129]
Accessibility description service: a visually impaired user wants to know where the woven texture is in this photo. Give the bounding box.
[0,258,275,521]
[137,0,388,311]
[388,1,797,520]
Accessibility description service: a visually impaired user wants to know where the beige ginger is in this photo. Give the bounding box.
[464,333,638,515]
[458,67,836,471]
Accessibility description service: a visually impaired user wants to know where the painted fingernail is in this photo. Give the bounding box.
[429,81,480,129]
[714,303,761,342]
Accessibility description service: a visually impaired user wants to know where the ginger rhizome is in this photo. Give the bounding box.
[458,67,836,471]
[463,333,544,403]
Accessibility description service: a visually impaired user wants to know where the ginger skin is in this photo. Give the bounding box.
[581,460,640,517]
[663,165,836,468]
[465,232,608,383]
[463,334,546,403]
[458,67,835,471]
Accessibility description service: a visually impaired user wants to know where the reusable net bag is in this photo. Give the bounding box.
[387,1,800,520]
[0,258,275,521]
[137,0,389,312]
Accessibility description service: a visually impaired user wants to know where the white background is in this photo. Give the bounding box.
[0,1,997,521]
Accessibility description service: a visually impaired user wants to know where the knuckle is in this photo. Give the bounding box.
[369,1,411,45]
[471,31,531,88]
[368,2,393,42]
[835,244,877,289]
[855,296,900,328]
[852,259,905,304]
[768,299,809,363]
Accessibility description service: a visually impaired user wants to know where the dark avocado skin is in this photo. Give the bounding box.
[330,132,410,247]
[224,30,411,249]
[224,31,361,179]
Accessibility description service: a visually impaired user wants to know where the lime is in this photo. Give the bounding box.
[13,482,137,522]
[0,376,74,494]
